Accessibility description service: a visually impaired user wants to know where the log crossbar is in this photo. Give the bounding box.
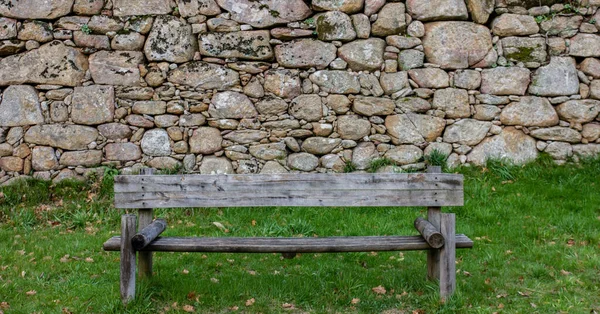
[104,169,471,304]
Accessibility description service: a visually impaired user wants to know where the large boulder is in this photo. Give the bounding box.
[71,86,115,125]
[25,125,98,150]
[0,41,87,86]
[0,0,74,19]
[528,57,579,97]
[144,15,197,63]
[275,40,337,69]
[500,96,558,127]
[113,0,171,16]
[168,61,240,90]
[89,51,144,86]
[423,22,493,69]
[406,0,468,21]
[468,127,538,165]
[0,85,43,127]
[215,0,312,28]
[200,30,273,61]
[338,38,385,71]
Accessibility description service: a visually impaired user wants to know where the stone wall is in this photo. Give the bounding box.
[1,0,600,182]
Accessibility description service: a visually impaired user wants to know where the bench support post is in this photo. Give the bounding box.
[138,168,155,278]
[426,166,442,281]
[120,214,137,304]
[439,213,456,300]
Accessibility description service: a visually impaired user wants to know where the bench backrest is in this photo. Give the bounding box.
[114,173,463,209]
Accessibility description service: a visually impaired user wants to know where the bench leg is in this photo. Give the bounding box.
[120,214,137,304]
[138,208,153,278]
[439,213,456,301]
[426,207,441,281]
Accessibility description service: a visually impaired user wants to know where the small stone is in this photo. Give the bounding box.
[338,38,385,71]
[289,95,323,122]
[59,150,102,167]
[31,147,58,171]
[144,15,197,63]
[408,68,449,89]
[385,145,423,165]
[443,119,492,145]
[0,157,23,172]
[423,22,493,69]
[528,57,579,97]
[105,143,142,161]
[395,97,431,113]
[316,11,357,42]
[353,96,395,116]
[556,100,600,124]
[199,156,234,174]
[371,3,407,36]
[264,69,302,99]
[500,96,559,127]
[312,0,364,13]
[199,30,272,61]
[0,85,43,127]
[480,67,531,96]
[98,123,132,140]
[432,88,470,118]
[529,127,582,143]
[141,129,172,157]
[352,142,377,170]
[275,39,337,69]
[209,91,258,119]
[337,115,371,140]
[215,0,312,28]
[287,153,319,171]
[189,127,222,154]
[302,137,342,155]
[132,101,167,115]
[380,72,409,95]
[71,85,115,125]
[454,70,481,90]
[491,14,539,36]
[406,0,468,21]
[24,125,98,150]
[309,71,361,94]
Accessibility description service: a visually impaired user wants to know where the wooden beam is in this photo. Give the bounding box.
[439,213,456,301]
[427,166,442,281]
[113,173,464,209]
[137,168,155,278]
[132,219,167,251]
[120,214,137,304]
[414,217,444,249]
[103,235,474,253]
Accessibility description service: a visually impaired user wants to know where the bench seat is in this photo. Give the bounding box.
[103,235,474,253]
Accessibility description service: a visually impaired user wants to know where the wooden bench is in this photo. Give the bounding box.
[103,166,473,303]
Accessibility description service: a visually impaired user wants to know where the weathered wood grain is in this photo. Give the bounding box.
[113,173,463,209]
[120,214,137,304]
[414,217,444,249]
[439,213,456,300]
[132,219,167,251]
[427,166,442,281]
[103,235,474,253]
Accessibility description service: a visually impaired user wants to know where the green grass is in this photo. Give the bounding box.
[1,157,600,313]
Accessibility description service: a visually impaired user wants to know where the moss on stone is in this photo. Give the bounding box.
[505,46,536,62]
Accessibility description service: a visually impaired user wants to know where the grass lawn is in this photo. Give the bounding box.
[0,156,599,313]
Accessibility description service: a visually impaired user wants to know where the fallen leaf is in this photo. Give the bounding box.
[247,270,257,276]
[518,291,530,297]
[251,220,257,226]
[182,269,189,274]
[85,257,94,263]
[212,222,227,232]
[567,239,575,246]
[498,303,504,309]
[186,291,196,300]
[229,306,239,311]
[530,303,537,308]
[282,303,295,309]
[351,298,360,304]
[182,304,194,312]
[560,270,572,276]
[245,298,255,306]
[0,302,9,309]
[26,290,36,296]
[372,285,386,295]
[485,278,491,285]
[21,271,25,278]
[60,255,70,263]
[62,308,72,314]
[496,293,507,298]
[210,278,219,283]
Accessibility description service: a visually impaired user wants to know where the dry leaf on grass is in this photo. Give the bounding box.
[85,257,94,263]
[372,285,387,295]
[560,269,572,276]
[26,290,36,296]
[182,304,195,312]
[0,302,9,309]
[245,298,255,306]
[182,269,189,274]
[229,305,239,311]
[351,298,360,304]
[282,303,295,309]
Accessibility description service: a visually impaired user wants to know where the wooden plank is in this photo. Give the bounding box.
[114,189,463,209]
[137,168,155,278]
[120,214,137,304]
[439,213,456,301]
[132,219,167,250]
[427,166,442,281]
[414,217,444,249]
[103,235,474,253]
[114,173,463,193]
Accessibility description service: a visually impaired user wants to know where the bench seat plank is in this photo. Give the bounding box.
[103,235,474,253]
[114,173,464,209]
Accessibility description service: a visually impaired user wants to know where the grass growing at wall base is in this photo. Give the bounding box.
[0,156,599,313]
